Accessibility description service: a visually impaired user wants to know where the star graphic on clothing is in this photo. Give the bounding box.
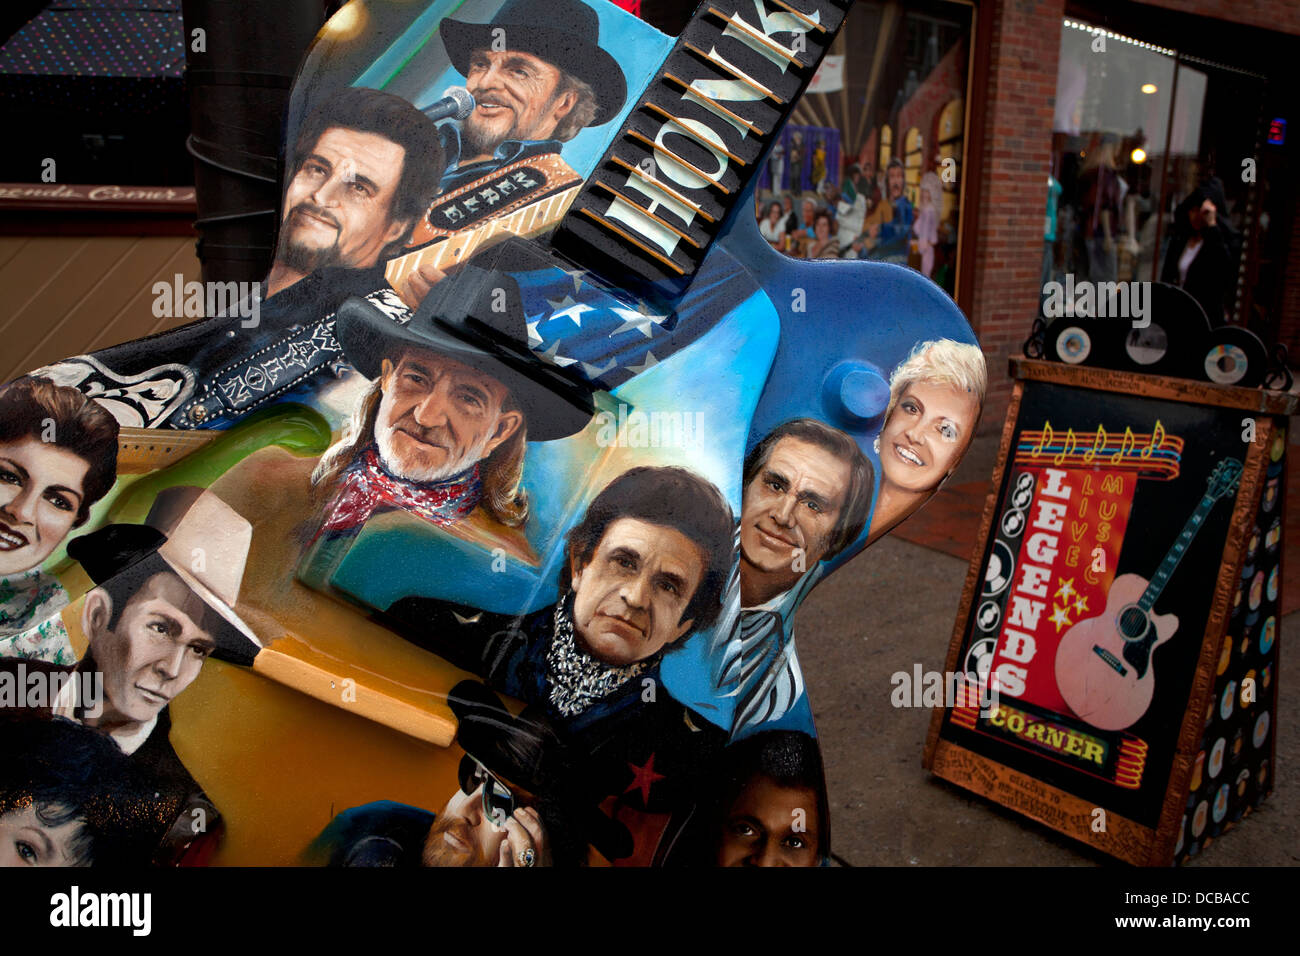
[1072,594,1089,616]
[610,302,667,338]
[537,340,578,367]
[1049,602,1074,633]
[626,351,659,374]
[1055,577,1077,603]
[625,754,666,805]
[526,319,543,347]
[545,294,595,327]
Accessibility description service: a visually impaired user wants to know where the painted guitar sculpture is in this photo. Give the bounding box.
[0,0,986,866]
[1054,457,1242,731]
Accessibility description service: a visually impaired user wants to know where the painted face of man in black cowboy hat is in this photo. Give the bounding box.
[323,266,596,532]
[439,0,627,164]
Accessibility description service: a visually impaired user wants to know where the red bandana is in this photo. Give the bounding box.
[318,448,483,535]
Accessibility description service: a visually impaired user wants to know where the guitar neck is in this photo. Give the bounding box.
[386,184,580,289]
[1138,494,1218,610]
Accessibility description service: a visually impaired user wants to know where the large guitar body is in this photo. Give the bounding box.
[0,0,985,867]
[1054,573,1179,731]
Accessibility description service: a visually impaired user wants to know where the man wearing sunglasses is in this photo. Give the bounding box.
[308,681,631,867]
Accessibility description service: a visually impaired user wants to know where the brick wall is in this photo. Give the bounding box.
[964,0,1065,429]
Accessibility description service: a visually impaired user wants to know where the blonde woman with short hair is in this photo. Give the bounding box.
[869,339,986,542]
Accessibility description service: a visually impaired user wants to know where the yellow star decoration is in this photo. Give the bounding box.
[1055,577,1077,603]
[1049,602,1075,633]
[1073,594,1089,616]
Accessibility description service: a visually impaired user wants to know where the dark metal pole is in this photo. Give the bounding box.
[180,0,329,285]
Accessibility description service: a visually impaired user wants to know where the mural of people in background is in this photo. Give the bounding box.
[752,0,972,295]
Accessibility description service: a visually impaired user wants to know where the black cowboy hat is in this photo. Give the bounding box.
[439,0,627,126]
[448,680,634,862]
[335,265,597,442]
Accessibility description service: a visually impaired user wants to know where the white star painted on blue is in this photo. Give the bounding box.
[526,319,543,347]
[626,351,659,374]
[581,358,616,378]
[545,294,595,327]
[560,268,585,293]
[537,340,578,367]
[609,302,667,339]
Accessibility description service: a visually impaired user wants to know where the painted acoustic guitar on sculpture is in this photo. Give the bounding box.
[384,182,582,294]
[1054,457,1242,731]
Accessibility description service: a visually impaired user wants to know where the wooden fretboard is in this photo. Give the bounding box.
[384,183,581,292]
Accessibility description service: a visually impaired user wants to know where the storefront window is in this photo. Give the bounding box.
[753,0,975,296]
[1049,18,1267,328]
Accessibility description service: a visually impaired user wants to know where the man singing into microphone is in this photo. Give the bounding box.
[392,0,627,307]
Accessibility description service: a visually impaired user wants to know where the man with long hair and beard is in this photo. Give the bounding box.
[305,265,598,565]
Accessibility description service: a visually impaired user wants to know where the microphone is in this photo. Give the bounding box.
[420,86,475,122]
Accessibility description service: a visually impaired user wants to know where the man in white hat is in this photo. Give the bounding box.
[51,485,260,863]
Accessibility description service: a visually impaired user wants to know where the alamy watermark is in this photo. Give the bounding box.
[1042,275,1150,328]
[593,403,705,449]
[0,664,102,717]
[152,273,260,327]
[890,664,999,717]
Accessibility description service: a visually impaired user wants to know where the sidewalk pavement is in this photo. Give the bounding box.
[798,434,1299,866]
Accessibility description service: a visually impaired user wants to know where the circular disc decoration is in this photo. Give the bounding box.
[1055,325,1092,365]
[1220,680,1236,720]
[984,541,1014,596]
[1213,784,1229,823]
[1125,323,1169,366]
[976,600,1002,633]
[1236,768,1251,798]
[1263,477,1279,513]
[1208,737,1225,779]
[964,636,997,682]
[1261,616,1276,655]
[1201,325,1268,388]
[1253,712,1270,749]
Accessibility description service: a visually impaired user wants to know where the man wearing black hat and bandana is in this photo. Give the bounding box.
[305,262,598,566]
[395,0,627,305]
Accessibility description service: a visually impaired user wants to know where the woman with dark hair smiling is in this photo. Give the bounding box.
[804,209,840,259]
[758,200,786,249]
[0,377,120,659]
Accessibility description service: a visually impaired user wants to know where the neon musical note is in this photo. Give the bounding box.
[1031,421,1054,458]
[1054,427,1078,466]
[1140,419,1165,459]
[1083,425,1107,464]
[1110,427,1136,465]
